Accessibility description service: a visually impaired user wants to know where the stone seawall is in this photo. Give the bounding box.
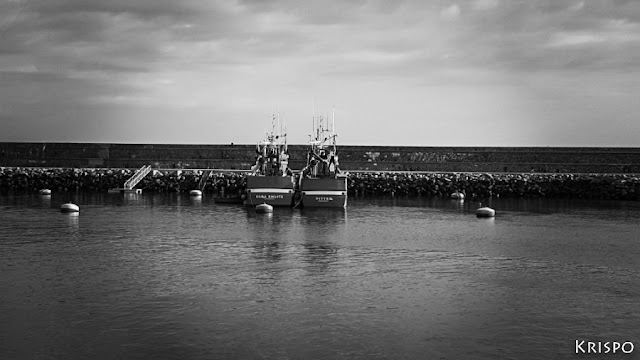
[2,142,640,173]
[2,167,639,200]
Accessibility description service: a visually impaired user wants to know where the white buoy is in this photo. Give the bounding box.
[60,203,80,213]
[39,189,52,195]
[476,205,495,218]
[255,203,273,213]
[451,191,465,200]
[190,190,202,196]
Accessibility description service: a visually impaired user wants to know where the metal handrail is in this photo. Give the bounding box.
[124,165,152,189]
[197,169,212,191]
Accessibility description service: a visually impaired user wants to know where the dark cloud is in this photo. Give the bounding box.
[3,0,639,72]
[239,0,367,25]
[28,0,204,21]
[0,69,139,108]
[435,0,640,72]
[1,0,238,55]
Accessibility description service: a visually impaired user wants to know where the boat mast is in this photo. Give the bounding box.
[284,120,287,152]
[312,98,316,142]
[332,107,335,137]
[277,103,281,141]
[332,107,336,148]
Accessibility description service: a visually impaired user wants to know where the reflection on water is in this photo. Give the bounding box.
[122,192,142,206]
[299,208,346,276]
[64,211,79,231]
[190,195,202,206]
[0,193,639,359]
[476,215,495,226]
[252,239,282,262]
[450,198,466,212]
[40,194,51,208]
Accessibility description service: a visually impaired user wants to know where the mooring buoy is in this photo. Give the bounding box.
[60,203,80,213]
[476,205,495,218]
[256,203,273,213]
[451,191,465,200]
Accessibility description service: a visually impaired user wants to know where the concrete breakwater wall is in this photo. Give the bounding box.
[2,142,640,173]
[2,167,639,200]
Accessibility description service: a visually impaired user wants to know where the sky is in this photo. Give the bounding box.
[0,0,639,146]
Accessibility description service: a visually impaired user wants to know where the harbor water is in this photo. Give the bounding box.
[1,193,639,359]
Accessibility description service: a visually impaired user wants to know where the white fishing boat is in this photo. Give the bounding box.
[245,112,295,206]
[297,109,347,208]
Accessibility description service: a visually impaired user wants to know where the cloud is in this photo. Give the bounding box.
[568,1,585,12]
[473,0,499,11]
[547,32,605,47]
[547,18,640,47]
[431,0,640,73]
[441,4,461,19]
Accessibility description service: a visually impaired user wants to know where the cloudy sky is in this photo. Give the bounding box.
[0,0,638,146]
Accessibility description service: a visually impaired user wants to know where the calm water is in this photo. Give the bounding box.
[1,193,639,359]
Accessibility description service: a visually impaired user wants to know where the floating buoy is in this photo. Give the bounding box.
[39,189,52,195]
[255,203,273,213]
[60,203,79,213]
[451,191,464,200]
[476,205,495,218]
[189,190,202,196]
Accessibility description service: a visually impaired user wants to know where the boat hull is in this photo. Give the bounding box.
[299,178,347,208]
[246,175,295,206]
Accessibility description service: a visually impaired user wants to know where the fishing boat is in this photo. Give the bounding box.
[245,113,295,206]
[296,109,347,208]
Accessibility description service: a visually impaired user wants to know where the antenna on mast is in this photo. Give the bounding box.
[332,106,335,137]
[284,121,287,151]
[277,103,280,138]
[272,112,276,138]
[312,98,316,140]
